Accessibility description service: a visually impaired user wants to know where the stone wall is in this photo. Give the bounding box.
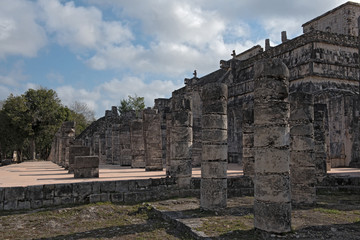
[302,2,360,37]
[0,176,254,211]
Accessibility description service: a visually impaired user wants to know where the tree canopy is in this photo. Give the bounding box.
[0,88,94,160]
[119,94,145,117]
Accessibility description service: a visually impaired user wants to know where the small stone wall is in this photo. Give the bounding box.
[0,177,254,211]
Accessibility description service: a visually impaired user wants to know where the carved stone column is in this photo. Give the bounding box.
[200,83,228,210]
[253,59,291,235]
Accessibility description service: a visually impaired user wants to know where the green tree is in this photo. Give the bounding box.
[119,94,145,117]
[0,94,31,160]
[0,88,69,160]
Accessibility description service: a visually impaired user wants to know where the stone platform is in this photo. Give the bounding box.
[0,161,243,187]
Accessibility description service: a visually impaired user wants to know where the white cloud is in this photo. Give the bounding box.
[0,61,28,87]
[38,0,133,52]
[0,0,47,58]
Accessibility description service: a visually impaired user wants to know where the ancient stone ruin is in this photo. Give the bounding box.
[46,1,360,236]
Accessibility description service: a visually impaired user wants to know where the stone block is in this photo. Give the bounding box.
[254,174,291,202]
[69,146,90,172]
[74,156,99,168]
[31,200,43,209]
[73,182,92,197]
[242,134,254,148]
[253,102,289,125]
[201,129,227,144]
[89,194,101,203]
[4,201,17,210]
[145,162,163,171]
[43,184,55,199]
[254,200,291,233]
[255,148,290,174]
[290,123,314,137]
[172,111,192,127]
[129,179,152,191]
[290,167,316,184]
[74,167,99,178]
[170,127,193,142]
[201,83,228,101]
[26,185,44,200]
[242,147,254,158]
[0,188,4,202]
[290,151,315,167]
[290,135,315,151]
[202,144,227,161]
[17,201,31,210]
[202,101,227,114]
[201,115,227,129]
[175,176,191,189]
[111,193,123,203]
[201,161,227,179]
[100,193,110,202]
[54,184,73,197]
[4,187,25,201]
[92,182,101,194]
[43,199,53,207]
[168,159,192,177]
[254,125,289,147]
[170,142,192,159]
[123,191,152,203]
[115,181,129,192]
[100,181,116,193]
[200,178,227,210]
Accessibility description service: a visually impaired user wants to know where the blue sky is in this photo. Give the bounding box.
[0,0,353,118]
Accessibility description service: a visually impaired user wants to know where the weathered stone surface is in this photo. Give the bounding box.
[254,200,292,233]
[201,83,228,211]
[254,59,291,234]
[68,146,90,173]
[143,108,163,171]
[290,91,316,205]
[201,144,227,161]
[201,161,227,179]
[254,174,291,202]
[254,125,289,147]
[255,148,290,174]
[200,178,227,210]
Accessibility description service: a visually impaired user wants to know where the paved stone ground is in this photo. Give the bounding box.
[0,161,359,187]
[0,161,243,187]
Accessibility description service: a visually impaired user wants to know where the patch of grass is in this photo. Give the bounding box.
[314,208,342,215]
[196,217,252,235]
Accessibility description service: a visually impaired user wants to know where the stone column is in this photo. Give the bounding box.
[166,113,172,176]
[130,119,146,168]
[169,92,193,188]
[290,92,316,205]
[105,127,113,164]
[314,104,328,178]
[120,123,132,166]
[112,124,121,165]
[200,83,228,210]
[253,59,291,235]
[242,101,254,177]
[143,108,163,171]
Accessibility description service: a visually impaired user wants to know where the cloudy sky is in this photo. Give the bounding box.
[0,0,355,118]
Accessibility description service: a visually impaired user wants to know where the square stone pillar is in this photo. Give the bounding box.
[200,83,228,210]
[130,119,146,168]
[242,101,254,177]
[68,145,91,174]
[73,156,99,178]
[290,92,316,205]
[253,59,291,236]
[169,91,193,188]
[143,108,163,171]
